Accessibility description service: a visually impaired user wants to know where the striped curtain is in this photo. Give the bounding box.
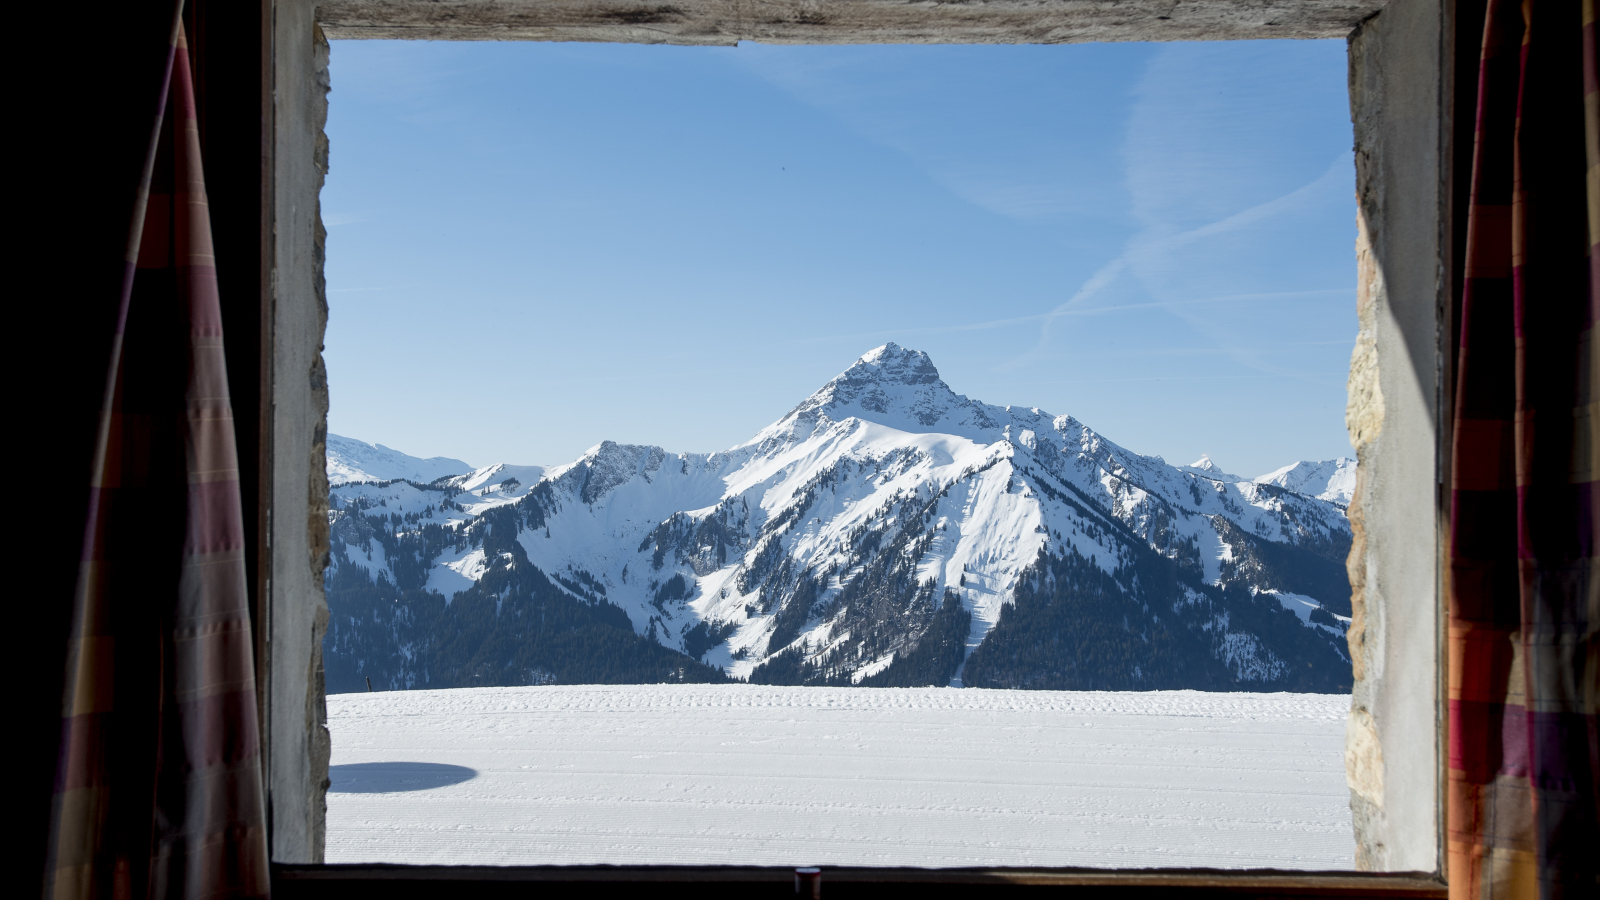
[1448,1,1599,898]
[44,5,269,900]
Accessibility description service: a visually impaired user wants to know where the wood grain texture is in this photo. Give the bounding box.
[318,0,1388,44]
[276,864,1446,899]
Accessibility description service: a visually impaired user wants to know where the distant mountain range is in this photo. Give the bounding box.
[326,434,474,485]
[323,344,1356,694]
[1175,455,1354,506]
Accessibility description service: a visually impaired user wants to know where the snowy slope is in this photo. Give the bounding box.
[444,463,550,498]
[1253,458,1357,506]
[327,434,475,485]
[327,343,1356,692]
[327,684,1355,868]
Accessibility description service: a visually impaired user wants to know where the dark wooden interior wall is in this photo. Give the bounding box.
[19,2,268,894]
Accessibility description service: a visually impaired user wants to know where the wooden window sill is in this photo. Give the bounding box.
[275,863,1446,898]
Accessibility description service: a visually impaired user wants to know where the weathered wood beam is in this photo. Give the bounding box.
[318,0,1387,44]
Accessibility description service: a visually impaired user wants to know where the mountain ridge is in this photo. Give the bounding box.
[327,434,474,486]
[324,343,1356,694]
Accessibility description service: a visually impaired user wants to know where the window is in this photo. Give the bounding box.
[316,35,1362,870]
[258,0,1458,891]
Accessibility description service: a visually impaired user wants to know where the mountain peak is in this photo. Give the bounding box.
[749,343,1013,444]
[848,342,943,386]
[1253,457,1357,506]
[1178,454,1245,483]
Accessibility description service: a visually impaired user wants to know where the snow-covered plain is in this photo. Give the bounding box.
[327,684,1355,869]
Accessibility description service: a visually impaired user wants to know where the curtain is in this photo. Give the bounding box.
[44,4,269,900]
[1449,1,1599,898]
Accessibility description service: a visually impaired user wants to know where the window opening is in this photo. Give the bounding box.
[318,38,1361,869]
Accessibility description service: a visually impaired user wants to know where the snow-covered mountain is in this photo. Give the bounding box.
[1176,455,1246,483]
[324,344,1355,693]
[327,434,475,485]
[1253,458,1356,506]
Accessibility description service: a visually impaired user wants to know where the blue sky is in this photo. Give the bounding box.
[322,39,1355,478]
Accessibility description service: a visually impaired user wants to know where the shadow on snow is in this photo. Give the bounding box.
[329,762,478,793]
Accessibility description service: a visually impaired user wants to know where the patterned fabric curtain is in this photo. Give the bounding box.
[1449,1,1599,898]
[44,4,270,899]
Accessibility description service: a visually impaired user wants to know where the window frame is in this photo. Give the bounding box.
[249,0,1466,891]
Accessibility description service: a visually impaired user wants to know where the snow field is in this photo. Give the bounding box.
[327,684,1355,869]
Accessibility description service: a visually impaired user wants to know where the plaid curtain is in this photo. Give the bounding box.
[1448,1,1599,898]
[44,6,269,900]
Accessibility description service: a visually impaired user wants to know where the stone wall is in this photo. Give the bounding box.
[1343,0,1448,872]
[269,0,333,865]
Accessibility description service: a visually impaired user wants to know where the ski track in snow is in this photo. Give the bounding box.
[326,685,1354,869]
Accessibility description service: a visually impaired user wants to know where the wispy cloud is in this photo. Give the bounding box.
[983,41,1358,386]
[788,288,1350,349]
[732,44,1136,223]
[1029,373,1344,386]
[1029,153,1352,354]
